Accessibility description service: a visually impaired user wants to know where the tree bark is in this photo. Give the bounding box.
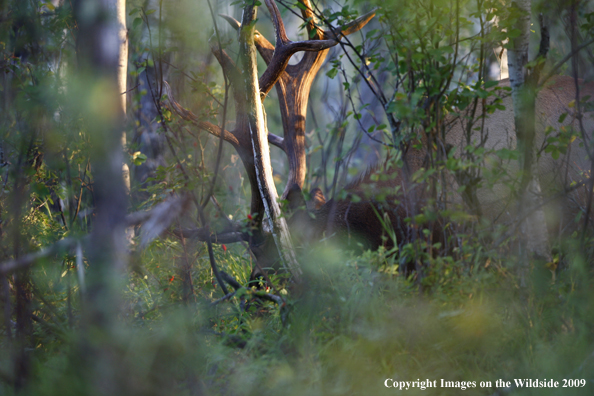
[239,1,301,279]
[108,0,133,244]
[115,0,130,194]
[507,0,550,264]
[74,0,128,392]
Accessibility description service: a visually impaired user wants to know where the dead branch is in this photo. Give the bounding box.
[173,227,248,244]
[0,238,79,276]
[138,194,192,248]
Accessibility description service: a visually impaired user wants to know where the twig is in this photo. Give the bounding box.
[220,270,242,290]
[211,290,238,305]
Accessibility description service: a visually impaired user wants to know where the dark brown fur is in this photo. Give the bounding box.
[286,161,445,259]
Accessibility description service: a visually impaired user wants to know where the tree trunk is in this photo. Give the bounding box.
[115,0,129,196]
[111,0,133,244]
[74,0,128,392]
[239,1,301,279]
[507,0,550,265]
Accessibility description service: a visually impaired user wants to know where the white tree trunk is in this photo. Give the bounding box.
[115,0,130,195]
[507,0,531,98]
[110,0,133,244]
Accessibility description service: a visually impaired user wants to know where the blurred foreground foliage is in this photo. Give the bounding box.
[2,230,594,395]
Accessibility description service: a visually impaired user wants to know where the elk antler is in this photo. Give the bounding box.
[221,2,377,96]
[167,1,375,281]
[221,1,376,198]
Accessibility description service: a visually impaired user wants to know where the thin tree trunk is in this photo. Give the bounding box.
[507,0,550,266]
[115,0,129,196]
[238,1,301,280]
[74,0,128,392]
[112,0,133,245]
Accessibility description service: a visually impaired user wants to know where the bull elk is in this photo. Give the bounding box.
[165,0,593,281]
[285,76,593,259]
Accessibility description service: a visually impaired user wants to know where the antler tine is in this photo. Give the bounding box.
[323,9,377,40]
[219,14,240,30]
[257,0,338,95]
[264,0,290,45]
[298,0,322,40]
[259,37,338,96]
[257,5,376,95]
[285,39,338,53]
[219,13,275,65]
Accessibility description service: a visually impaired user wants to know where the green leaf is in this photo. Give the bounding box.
[326,68,338,79]
[484,80,499,89]
[295,1,307,11]
[132,152,148,166]
[558,113,567,123]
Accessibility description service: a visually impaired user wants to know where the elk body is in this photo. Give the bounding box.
[446,76,592,234]
[285,156,442,252]
[285,76,593,259]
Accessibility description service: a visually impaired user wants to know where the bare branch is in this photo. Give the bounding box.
[209,41,240,81]
[0,238,79,275]
[252,290,283,304]
[174,228,247,243]
[125,210,153,227]
[164,81,285,151]
[268,133,285,149]
[211,286,283,306]
[220,270,242,290]
[540,36,594,87]
[139,194,192,248]
[211,290,238,305]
